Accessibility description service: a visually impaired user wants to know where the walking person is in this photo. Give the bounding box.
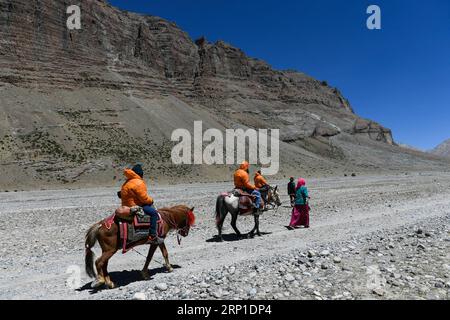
[287,178,310,230]
[287,177,296,207]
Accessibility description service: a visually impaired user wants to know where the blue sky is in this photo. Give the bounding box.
[108,0,450,150]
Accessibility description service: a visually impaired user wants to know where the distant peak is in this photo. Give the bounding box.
[430,138,450,157]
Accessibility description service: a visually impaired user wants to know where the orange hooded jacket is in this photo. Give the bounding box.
[254,172,268,189]
[120,169,154,207]
[234,161,256,190]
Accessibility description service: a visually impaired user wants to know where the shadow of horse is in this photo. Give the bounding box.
[206,232,272,243]
[77,264,181,294]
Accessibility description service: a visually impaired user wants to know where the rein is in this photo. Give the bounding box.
[130,247,164,265]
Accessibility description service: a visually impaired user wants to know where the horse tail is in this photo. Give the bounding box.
[215,195,225,227]
[85,223,100,278]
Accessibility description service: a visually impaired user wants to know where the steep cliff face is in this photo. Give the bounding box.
[0,0,445,189]
[0,0,363,113]
[0,0,199,90]
[196,40,354,111]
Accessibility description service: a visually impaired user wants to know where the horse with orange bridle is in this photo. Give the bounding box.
[84,205,195,289]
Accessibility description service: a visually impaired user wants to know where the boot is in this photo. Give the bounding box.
[147,234,164,245]
[252,204,261,215]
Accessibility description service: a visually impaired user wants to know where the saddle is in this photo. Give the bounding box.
[114,206,143,222]
[103,207,164,254]
[230,189,263,216]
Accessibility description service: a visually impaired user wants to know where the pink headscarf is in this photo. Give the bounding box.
[296,178,306,190]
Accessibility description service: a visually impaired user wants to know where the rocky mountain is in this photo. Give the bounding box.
[398,143,424,153]
[0,0,448,189]
[431,139,450,158]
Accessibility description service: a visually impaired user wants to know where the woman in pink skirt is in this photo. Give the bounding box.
[288,178,310,230]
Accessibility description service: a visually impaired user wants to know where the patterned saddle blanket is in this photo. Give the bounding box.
[120,214,164,254]
[102,211,164,254]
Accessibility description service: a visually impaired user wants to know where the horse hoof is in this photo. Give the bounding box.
[106,282,115,289]
[91,279,105,289]
[167,267,174,273]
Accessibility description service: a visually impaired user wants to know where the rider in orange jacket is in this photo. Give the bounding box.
[254,171,268,188]
[254,170,269,209]
[233,161,261,210]
[121,168,154,207]
[119,164,162,244]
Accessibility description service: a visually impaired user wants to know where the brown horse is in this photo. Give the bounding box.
[85,205,195,289]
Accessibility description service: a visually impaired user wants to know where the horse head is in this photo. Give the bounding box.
[158,205,195,238]
[178,207,195,237]
[271,185,282,207]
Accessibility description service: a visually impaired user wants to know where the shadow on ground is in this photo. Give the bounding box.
[77,264,181,294]
[206,232,272,243]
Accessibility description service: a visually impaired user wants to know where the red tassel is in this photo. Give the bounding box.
[187,210,196,226]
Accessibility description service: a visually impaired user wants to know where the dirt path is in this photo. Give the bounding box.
[0,172,449,299]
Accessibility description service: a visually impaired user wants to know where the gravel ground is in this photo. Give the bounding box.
[0,171,449,300]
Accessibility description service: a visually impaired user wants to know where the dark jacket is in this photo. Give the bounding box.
[287,181,296,195]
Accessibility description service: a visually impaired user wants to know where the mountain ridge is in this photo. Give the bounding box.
[431,139,450,158]
[0,0,448,189]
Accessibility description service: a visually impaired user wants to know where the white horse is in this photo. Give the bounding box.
[214,186,281,241]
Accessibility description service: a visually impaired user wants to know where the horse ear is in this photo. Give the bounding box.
[275,185,278,191]
[190,207,195,212]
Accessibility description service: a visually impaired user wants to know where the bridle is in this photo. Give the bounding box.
[158,210,190,245]
[268,186,279,200]
[268,186,281,210]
